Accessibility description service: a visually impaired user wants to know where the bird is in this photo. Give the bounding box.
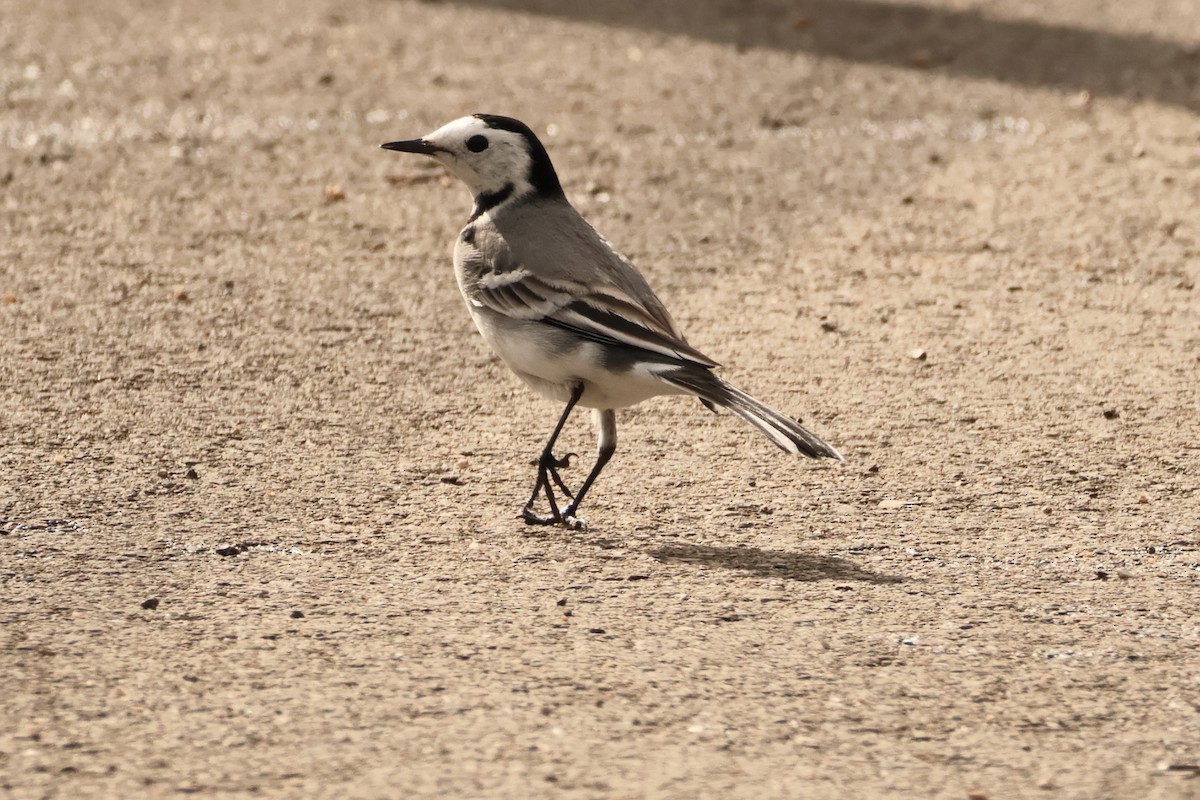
[381,114,841,528]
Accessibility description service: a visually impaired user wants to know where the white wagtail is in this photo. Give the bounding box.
[382,114,841,527]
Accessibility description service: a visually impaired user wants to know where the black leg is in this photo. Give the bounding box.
[562,409,616,522]
[521,384,584,525]
[544,452,577,501]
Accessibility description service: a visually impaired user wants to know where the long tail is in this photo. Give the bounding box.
[659,368,842,460]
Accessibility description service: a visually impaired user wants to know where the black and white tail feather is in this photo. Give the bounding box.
[658,368,842,459]
[381,113,842,527]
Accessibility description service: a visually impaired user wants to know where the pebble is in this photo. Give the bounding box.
[385,170,443,187]
[1067,89,1093,109]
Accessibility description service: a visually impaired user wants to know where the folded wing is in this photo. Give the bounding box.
[469,266,718,369]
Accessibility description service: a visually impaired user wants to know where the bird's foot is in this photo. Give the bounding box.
[519,506,587,530]
[547,452,576,470]
[521,451,581,527]
[520,505,561,526]
[530,451,577,470]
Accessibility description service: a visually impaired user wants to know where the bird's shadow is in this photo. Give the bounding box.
[647,542,904,584]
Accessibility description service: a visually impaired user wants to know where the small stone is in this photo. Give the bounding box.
[386,170,443,187]
[1095,570,1109,580]
[909,348,927,361]
[290,610,305,619]
[1067,90,1093,109]
[173,287,189,302]
[324,184,346,202]
[2,293,17,304]
[1102,408,1119,420]
[215,545,241,557]
[1116,569,1133,579]
[141,597,160,610]
[185,467,199,479]
[588,628,606,635]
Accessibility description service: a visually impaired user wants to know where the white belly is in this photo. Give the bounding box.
[468,306,686,409]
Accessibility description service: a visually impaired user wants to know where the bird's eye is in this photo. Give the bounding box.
[466,134,489,153]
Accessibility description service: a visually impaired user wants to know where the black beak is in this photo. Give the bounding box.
[380,139,441,155]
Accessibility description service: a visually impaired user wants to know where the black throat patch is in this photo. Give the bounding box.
[471,183,515,221]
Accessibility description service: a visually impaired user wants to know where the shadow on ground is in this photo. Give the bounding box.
[450,0,1200,112]
[648,543,905,583]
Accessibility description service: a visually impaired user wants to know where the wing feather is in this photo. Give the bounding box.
[457,210,718,369]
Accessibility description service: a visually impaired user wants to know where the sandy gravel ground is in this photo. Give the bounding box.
[3,0,1199,797]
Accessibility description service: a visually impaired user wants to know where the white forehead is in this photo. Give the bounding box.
[423,116,528,151]
[425,116,489,143]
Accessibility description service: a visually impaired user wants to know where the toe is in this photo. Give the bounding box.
[521,507,559,526]
[561,514,588,531]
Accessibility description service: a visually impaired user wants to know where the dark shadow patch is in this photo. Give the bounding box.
[648,543,904,584]
[449,0,1200,112]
